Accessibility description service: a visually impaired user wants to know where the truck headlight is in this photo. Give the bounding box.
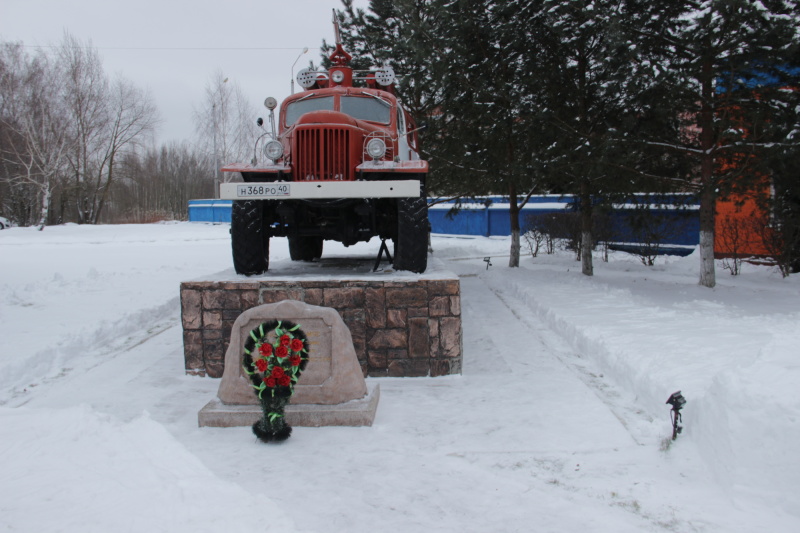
[263,140,283,161]
[366,138,386,160]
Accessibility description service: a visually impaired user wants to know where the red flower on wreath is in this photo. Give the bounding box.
[278,375,291,387]
[271,366,286,379]
[289,354,302,367]
[290,338,304,352]
[255,358,268,372]
[276,345,289,359]
[263,376,276,388]
[259,343,273,357]
[280,334,291,347]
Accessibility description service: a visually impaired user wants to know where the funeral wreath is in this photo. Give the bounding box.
[243,320,310,442]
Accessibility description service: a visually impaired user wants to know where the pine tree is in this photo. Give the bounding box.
[528,0,668,275]
[630,0,800,287]
[333,0,799,279]
[334,0,554,267]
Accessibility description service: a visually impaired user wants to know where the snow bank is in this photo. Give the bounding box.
[696,327,800,513]
[498,250,800,517]
[0,405,298,532]
[0,222,233,399]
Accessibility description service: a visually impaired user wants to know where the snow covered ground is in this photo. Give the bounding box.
[1,222,798,532]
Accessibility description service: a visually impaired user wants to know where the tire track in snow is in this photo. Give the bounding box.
[447,252,654,446]
[454,261,644,448]
[1,300,179,407]
[481,270,661,448]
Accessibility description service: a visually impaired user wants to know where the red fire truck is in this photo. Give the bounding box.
[219,20,429,275]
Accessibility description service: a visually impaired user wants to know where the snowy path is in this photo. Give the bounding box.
[2,225,797,532]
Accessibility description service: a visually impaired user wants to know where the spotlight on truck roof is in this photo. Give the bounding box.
[374,66,395,86]
[296,68,318,89]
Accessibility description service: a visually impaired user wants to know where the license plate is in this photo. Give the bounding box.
[236,183,291,198]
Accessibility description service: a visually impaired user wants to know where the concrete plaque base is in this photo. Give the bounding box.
[199,383,380,428]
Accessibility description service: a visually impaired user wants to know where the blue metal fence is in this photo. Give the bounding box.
[188,200,232,223]
[189,195,700,253]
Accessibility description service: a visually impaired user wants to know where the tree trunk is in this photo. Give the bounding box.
[698,184,716,288]
[698,54,716,288]
[37,181,50,231]
[93,150,115,224]
[576,46,593,276]
[580,178,594,276]
[508,183,520,267]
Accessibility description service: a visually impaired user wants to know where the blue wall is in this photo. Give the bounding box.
[429,196,572,237]
[189,195,700,252]
[429,195,699,247]
[188,200,232,223]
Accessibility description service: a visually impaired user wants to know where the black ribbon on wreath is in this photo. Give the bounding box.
[242,320,310,442]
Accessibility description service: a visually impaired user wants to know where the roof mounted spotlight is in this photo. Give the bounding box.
[296,68,318,89]
[666,391,686,440]
[374,66,395,86]
[264,97,278,110]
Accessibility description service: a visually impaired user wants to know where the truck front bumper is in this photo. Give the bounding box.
[219,180,421,200]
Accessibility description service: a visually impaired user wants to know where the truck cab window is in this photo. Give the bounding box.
[340,96,391,124]
[285,96,335,126]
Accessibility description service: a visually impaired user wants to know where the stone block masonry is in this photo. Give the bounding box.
[181,269,462,379]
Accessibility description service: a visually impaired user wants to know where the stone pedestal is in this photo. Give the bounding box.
[181,259,462,379]
[198,384,380,427]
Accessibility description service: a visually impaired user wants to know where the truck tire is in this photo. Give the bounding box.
[231,200,270,275]
[288,236,323,261]
[393,196,429,273]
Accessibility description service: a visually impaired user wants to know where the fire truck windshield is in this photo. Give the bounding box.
[285,96,334,126]
[340,96,391,124]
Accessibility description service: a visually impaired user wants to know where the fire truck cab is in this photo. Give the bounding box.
[219,24,429,275]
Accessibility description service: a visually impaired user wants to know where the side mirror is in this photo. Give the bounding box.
[256,117,264,127]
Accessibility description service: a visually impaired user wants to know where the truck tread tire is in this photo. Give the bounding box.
[231,200,269,275]
[394,196,429,273]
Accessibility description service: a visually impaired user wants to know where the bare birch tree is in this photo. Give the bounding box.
[88,78,159,223]
[58,32,109,224]
[193,71,260,189]
[55,33,160,224]
[0,42,72,230]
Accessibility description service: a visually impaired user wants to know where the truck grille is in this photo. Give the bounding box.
[294,127,353,181]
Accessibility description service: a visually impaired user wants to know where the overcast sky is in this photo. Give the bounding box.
[1,0,369,143]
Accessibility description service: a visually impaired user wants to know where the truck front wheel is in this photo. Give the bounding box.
[393,196,429,273]
[231,200,270,275]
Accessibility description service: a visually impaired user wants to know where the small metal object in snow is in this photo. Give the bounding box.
[666,391,686,440]
[484,257,492,270]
